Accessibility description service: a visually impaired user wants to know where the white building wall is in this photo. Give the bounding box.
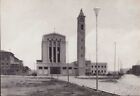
[42,40,48,63]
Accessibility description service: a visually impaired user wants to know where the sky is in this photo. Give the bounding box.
[1,0,140,71]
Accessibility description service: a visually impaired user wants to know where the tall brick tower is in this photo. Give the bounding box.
[77,9,86,76]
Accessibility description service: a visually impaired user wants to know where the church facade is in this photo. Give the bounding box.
[36,33,68,75]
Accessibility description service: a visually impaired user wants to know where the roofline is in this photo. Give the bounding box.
[43,33,65,38]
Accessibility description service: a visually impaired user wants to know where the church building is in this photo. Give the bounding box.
[36,9,107,76]
[36,33,67,75]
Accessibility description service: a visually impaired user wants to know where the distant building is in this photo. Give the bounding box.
[91,62,107,75]
[70,61,107,76]
[0,50,24,75]
[132,65,140,76]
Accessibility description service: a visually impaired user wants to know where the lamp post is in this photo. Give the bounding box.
[94,7,100,91]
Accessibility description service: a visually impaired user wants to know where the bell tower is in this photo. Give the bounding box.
[77,9,86,76]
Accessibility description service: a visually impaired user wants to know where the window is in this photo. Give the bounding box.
[69,67,72,69]
[53,47,56,62]
[57,47,60,62]
[39,67,42,69]
[63,67,66,69]
[44,67,48,69]
[49,47,52,62]
[81,24,84,30]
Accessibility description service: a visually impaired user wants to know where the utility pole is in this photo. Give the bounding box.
[66,41,69,83]
[94,7,100,91]
[114,42,116,75]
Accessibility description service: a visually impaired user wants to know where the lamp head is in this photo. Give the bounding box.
[94,8,100,16]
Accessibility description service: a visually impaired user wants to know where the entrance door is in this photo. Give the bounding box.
[50,67,61,74]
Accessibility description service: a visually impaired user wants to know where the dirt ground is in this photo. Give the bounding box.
[1,75,119,96]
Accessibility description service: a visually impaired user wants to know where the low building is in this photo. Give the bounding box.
[0,50,24,75]
[69,61,107,76]
[132,65,140,76]
[91,62,107,75]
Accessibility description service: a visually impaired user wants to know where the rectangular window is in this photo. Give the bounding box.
[53,47,56,62]
[69,67,72,69]
[63,67,66,69]
[44,67,48,69]
[39,67,42,69]
[49,47,52,62]
[57,47,60,62]
[81,24,84,30]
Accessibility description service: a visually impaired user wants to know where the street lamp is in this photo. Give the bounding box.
[94,7,100,91]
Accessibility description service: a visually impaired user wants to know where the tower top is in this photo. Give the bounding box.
[78,9,85,17]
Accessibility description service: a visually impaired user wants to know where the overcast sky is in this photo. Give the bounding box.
[1,0,140,70]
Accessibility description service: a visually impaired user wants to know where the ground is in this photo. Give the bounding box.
[1,75,119,96]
